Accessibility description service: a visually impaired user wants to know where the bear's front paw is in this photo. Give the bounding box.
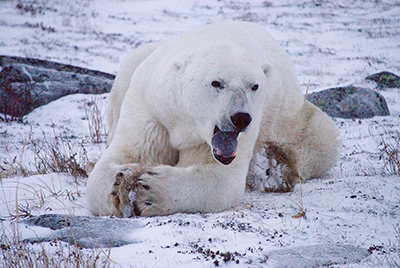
[111,164,147,217]
[134,168,170,217]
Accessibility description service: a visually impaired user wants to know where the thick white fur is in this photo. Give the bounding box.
[87,22,341,216]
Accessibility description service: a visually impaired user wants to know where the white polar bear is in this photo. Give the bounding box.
[87,21,341,217]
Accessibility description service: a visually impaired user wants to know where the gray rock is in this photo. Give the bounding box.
[306,86,390,119]
[268,244,371,268]
[23,214,144,248]
[0,55,115,118]
[366,71,400,88]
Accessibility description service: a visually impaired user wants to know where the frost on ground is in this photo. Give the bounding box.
[1,0,400,267]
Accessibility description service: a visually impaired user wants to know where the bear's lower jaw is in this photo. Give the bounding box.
[211,125,239,165]
[213,148,236,165]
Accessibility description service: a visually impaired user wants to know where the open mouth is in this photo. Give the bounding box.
[211,126,239,165]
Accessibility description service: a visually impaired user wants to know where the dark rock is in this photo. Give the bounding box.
[268,244,371,268]
[306,86,390,119]
[0,55,115,118]
[23,214,144,248]
[366,71,400,88]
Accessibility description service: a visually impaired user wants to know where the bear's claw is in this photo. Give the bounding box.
[146,171,159,176]
[111,165,146,217]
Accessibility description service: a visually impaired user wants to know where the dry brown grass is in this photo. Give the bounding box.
[0,137,30,179]
[30,131,89,180]
[85,95,107,144]
[0,93,112,267]
[0,128,91,180]
[379,132,400,175]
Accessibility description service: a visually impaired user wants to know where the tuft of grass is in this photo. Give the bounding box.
[379,132,400,175]
[85,95,107,144]
[0,138,29,179]
[1,129,92,180]
[291,181,306,219]
[30,131,89,180]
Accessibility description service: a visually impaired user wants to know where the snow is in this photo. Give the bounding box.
[1,0,400,267]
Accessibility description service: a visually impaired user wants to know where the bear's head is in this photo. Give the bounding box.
[176,45,270,165]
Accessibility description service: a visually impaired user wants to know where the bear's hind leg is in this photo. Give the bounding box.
[296,101,341,180]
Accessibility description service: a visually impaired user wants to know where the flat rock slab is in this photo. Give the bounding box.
[23,214,144,248]
[0,55,115,118]
[306,86,390,119]
[268,244,371,268]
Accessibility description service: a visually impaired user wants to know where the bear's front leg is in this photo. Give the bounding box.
[113,164,246,217]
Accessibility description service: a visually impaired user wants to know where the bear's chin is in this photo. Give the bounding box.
[213,148,236,165]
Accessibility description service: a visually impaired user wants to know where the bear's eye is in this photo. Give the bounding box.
[211,81,222,88]
[251,84,259,91]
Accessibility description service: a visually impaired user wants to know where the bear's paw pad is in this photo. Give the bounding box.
[247,143,299,193]
[247,151,286,192]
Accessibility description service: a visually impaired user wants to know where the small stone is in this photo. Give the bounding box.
[366,71,400,88]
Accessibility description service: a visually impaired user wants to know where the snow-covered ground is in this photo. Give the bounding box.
[1,0,399,267]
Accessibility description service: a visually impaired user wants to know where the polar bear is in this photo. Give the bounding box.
[87,21,340,217]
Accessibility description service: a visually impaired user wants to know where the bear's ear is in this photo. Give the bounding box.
[173,59,186,72]
[173,54,194,72]
[261,63,270,75]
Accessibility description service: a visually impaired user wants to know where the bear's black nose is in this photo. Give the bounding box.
[230,112,252,132]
